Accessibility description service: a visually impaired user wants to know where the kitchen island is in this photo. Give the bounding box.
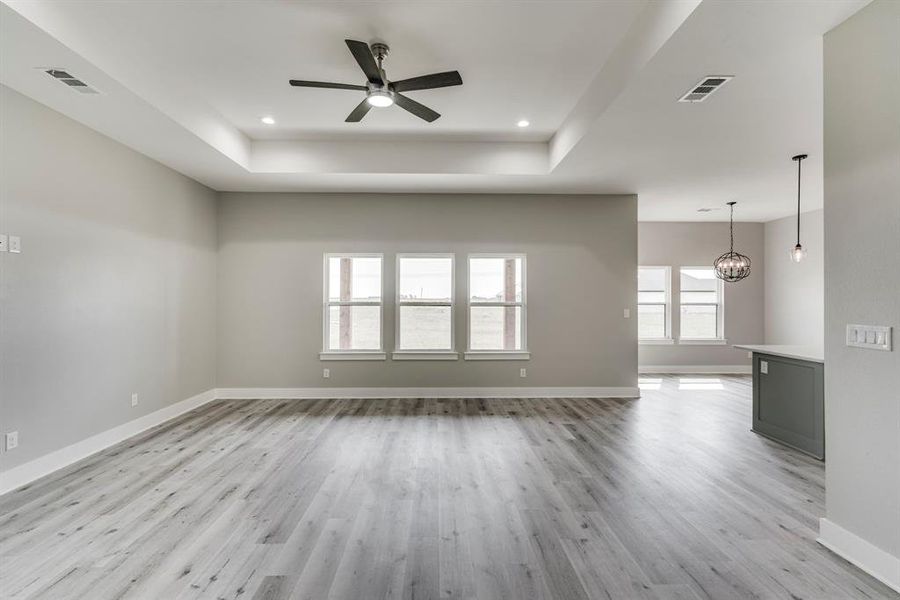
[734,344,825,459]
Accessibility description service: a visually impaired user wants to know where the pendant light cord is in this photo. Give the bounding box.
[796,157,802,245]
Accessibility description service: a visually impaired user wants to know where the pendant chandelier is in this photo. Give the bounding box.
[714,201,751,282]
[790,153,808,262]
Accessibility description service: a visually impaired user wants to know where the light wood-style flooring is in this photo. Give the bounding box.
[1,375,897,599]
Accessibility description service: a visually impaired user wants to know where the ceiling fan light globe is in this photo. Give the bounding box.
[366,91,394,107]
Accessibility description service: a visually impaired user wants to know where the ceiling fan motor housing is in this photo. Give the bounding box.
[370,42,390,61]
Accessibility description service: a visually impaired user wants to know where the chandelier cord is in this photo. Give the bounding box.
[729,203,734,252]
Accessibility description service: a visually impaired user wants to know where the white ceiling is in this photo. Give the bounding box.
[0,0,869,221]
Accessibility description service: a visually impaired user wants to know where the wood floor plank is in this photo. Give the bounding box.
[1,377,898,600]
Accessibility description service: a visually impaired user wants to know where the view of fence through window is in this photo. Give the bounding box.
[680,267,721,339]
[638,267,668,339]
[469,256,524,350]
[326,255,382,350]
[325,254,526,352]
[397,256,453,350]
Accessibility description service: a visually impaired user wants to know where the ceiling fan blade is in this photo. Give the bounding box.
[391,71,463,93]
[345,39,383,84]
[345,99,373,122]
[289,80,367,91]
[394,93,440,122]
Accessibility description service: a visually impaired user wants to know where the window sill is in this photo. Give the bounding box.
[464,351,531,361]
[679,338,728,346]
[392,351,459,361]
[639,338,675,346]
[319,351,387,361]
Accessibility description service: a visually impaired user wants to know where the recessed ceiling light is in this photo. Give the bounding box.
[517,119,530,128]
[260,116,275,125]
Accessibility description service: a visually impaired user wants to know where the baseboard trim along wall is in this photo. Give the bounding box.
[638,365,752,374]
[0,388,217,496]
[215,387,641,400]
[818,518,900,593]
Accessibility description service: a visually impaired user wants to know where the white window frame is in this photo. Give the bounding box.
[678,266,726,345]
[320,253,386,360]
[638,266,673,345]
[393,253,458,361]
[464,253,529,360]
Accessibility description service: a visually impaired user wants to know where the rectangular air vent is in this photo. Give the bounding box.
[678,75,733,103]
[43,68,100,94]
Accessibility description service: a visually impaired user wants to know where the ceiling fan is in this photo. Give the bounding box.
[289,39,462,123]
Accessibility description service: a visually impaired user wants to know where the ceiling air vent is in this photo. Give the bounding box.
[43,68,100,94]
[678,75,732,103]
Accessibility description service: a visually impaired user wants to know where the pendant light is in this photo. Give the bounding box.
[714,201,751,282]
[790,153,808,262]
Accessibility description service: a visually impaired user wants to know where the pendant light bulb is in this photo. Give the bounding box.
[791,244,806,263]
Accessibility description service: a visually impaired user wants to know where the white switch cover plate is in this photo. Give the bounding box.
[623,308,630,318]
[760,360,768,374]
[131,393,139,407]
[5,431,18,451]
[846,324,892,351]
[0,234,7,252]
[8,236,20,253]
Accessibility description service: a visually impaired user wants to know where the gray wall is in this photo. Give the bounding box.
[823,0,900,561]
[0,86,218,472]
[764,209,824,347]
[217,193,638,388]
[638,221,764,368]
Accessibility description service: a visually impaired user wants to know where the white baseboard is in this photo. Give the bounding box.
[0,388,217,496]
[818,518,900,593]
[639,365,752,374]
[215,386,640,400]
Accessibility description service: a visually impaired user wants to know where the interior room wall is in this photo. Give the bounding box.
[0,85,218,473]
[638,221,765,370]
[216,192,638,390]
[821,0,900,588]
[764,209,824,346]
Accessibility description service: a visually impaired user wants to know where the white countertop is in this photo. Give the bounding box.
[733,344,824,363]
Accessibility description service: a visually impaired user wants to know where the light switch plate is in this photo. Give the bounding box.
[0,234,7,252]
[760,360,768,374]
[846,324,892,351]
[5,431,18,451]
[623,308,630,318]
[9,236,20,253]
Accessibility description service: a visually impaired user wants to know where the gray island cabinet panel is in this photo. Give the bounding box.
[751,352,825,459]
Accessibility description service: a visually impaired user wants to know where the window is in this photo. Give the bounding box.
[322,254,384,358]
[466,255,527,359]
[638,267,671,341]
[395,254,456,358]
[679,267,724,341]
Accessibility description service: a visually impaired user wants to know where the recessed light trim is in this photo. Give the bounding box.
[260,116,276,125]
[517,119,530,128]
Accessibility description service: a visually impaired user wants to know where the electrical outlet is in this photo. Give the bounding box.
[5,431,18,451]
[519,368,527,378]
[323,368,330,379]
[131,393,139,407]
[9,236,20,253]
[0,234,7,252]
